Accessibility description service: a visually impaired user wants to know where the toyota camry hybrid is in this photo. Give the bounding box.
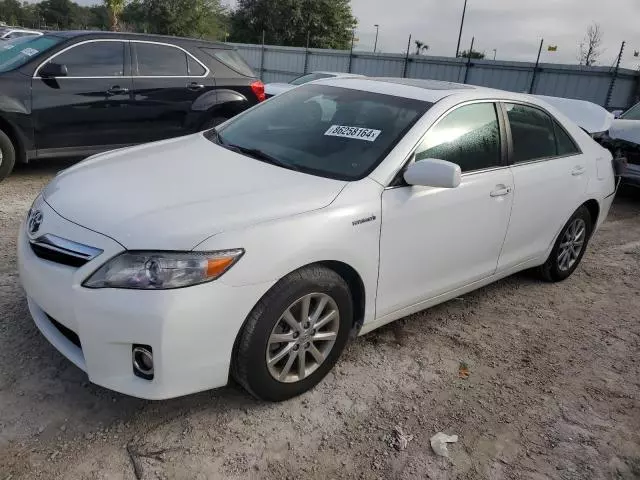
[18,77,617,401]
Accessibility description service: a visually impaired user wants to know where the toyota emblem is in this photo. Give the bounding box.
[28,209,43,235]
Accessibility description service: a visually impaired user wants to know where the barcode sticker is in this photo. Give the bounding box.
[324,125,382,142]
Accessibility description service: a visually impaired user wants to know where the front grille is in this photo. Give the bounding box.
[47,315,82,349]
[29,234,103,268]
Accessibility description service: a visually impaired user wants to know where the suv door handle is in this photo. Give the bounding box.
[571,165,586,176]
[106,85,129,95]
[490,186,512,197]
[187,82,205,91]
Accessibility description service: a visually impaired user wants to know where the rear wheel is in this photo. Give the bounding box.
[200,116,228,131]
[537,205,593,282]
[232,266,353,401]
[0,129,16,182]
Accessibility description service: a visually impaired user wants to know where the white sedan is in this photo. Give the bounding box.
[265,71,364,97]
[18,78,616,401]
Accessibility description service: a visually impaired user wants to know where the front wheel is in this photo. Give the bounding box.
[537,205,593,282]
[232,266,353,401]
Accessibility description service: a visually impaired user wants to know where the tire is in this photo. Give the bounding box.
[232,266,353,401]
[0,129,16,182]
[537,205,593,282]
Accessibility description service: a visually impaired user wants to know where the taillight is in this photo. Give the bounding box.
[250,80,266,102]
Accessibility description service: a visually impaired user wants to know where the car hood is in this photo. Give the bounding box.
[609,119,640,146]
[43,134,346,250]
[265,83,295,96]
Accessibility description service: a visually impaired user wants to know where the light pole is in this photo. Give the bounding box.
[455,0,468,57]
[374,24,379,53]
[493,49,497,60]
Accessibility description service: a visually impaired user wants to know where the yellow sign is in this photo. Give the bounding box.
[547,45,558,52]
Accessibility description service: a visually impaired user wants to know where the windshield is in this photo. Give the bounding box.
[0,35,62,73]
[621,103,640,121]
[210,84,430,180]
[290,72,335,85]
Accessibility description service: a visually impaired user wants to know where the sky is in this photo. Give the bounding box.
[72,0,640,68]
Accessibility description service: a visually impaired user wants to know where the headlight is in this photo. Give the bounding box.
[83,249,244,290]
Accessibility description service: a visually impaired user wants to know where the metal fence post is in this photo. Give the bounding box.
[529,38,543,93]
[303,31,311,74]
[462,36,474,84]
[605,41,625,109]
[402,34,412,78]
[259,30,266,81]
[347,30,355,73]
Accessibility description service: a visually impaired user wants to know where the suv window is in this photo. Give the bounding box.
[187,55,206,76]
[135,43,188,76]
[505,103,557,162]
[47,41,124,77]
[621,102,640,120]
[201,48,254,77]
[416,102,501,172]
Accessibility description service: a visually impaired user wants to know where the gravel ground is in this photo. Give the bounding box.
[1,160,639,480]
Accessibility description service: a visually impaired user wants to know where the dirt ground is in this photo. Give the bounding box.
[1,160,639,480]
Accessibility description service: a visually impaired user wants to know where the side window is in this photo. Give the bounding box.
[187,55,206,76]
[554,120,580,156]
[135,43,188,76]
[505,103,557,162]
[416,102,501,172]
[46,41,124,77]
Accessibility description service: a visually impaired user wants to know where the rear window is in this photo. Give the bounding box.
[202,48,254,77]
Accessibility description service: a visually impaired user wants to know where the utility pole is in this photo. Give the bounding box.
[529,38,544,94]
[493,49,497,60]
[605,41,626,109]
[348,29,355,73]
[402,34,412,78]
[455,0,468,57]
[373,24,379,53]
[462,36,474,84]
[259,29,266,81]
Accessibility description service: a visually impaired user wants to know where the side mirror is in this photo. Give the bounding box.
[40,62,68,78]
[612,110,623,119]
[404,158,461,188]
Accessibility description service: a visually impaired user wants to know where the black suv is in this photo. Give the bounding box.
[0,31,265,181]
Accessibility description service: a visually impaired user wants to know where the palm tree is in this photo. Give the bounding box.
[414,40,429,55]
[103,0,126,32]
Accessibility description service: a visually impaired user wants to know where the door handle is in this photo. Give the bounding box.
[187,82,205,91]
[490,186,512,197]
[106,85,129,95]
[571,165,586,176]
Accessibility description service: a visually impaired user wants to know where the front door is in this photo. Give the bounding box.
[31,40,136,154]
[377,102,514,318]
[129,41,215,143]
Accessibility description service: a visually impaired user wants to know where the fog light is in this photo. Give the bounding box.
[132,345,154,380]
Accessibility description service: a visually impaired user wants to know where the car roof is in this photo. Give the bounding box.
[312,71,364,77]
[315,76,554,104]
[45,30,229,48]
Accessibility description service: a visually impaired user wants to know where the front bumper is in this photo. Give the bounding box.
[18,200,272,400]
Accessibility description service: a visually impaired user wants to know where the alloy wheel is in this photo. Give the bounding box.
[557,218,586,272]
[266,293,340,383]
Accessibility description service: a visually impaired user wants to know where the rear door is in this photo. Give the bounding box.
[129,41,214,143]
[497,102,588,270]
[32,39,136,153]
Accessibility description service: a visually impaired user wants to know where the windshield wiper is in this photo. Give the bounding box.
[225,144,300,172]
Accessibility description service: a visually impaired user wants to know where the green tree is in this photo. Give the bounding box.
[458,49,485,59]
[0,0,23,24]
[103,0,126,31]
[230,0,356,49]
[124,0,226,38]
[414,40,429,55]
[37,0,77,29]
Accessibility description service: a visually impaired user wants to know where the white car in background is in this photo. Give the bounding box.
[19,78,616,402]
[265,71,364,97]
[0,27,42,40]
[597,102,640,187]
